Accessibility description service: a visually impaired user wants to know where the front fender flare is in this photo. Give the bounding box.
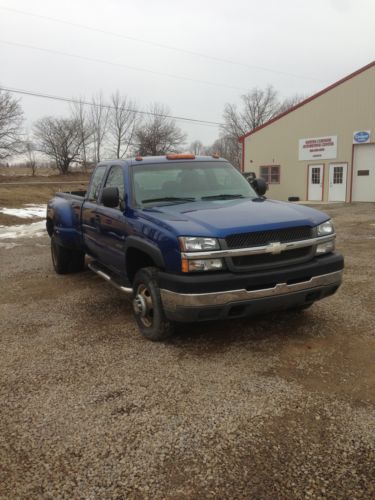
[124,236,165,269]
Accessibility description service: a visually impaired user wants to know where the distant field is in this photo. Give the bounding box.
[0,169,90,224]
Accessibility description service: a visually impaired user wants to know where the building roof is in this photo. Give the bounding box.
[239,60,375,142]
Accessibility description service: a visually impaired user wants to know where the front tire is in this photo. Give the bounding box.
[132,267,174,341]
[51,234,85,274]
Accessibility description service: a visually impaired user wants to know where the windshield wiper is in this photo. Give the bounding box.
[201,194,245,200]
[142,196,195,204]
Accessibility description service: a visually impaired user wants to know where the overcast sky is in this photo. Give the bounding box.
[0,0,374,146]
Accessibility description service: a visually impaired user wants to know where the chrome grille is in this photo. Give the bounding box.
[232,247,313,268]
[225,226,314,249]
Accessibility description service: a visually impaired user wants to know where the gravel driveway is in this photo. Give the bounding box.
[0,203,374,499]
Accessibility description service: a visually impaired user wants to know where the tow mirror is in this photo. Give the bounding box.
[102,187,120,208]
[251,178,268,197]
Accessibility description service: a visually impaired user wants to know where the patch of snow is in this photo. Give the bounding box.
[0,221,46,239]
[0,204,46,219]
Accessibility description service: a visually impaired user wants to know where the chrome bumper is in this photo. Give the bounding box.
[160,270,343,310]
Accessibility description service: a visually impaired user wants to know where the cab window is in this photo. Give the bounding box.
[103,165,125,209]
[87,166,107,202]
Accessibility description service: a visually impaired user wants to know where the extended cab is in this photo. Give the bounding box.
[47,155,344,340]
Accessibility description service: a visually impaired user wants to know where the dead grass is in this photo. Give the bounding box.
[0,170,90,210]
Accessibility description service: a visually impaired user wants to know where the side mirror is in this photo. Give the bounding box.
[251,178,268,197]
[101,187,120,208]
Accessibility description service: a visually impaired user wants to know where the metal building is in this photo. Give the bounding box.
[239,61,375,202]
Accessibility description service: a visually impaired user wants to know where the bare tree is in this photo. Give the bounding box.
[33,116,91,174]
[276,94,306,115]
[134,103,186,156]
[221,86,306,169]
[207,136,242,169]
[90,93,110,163]
[190,140,204,155]
[25,138,37,176]
[109,91,138,159]
[0,89,24,160]
[71,98,94,169]
[222,85,279,142]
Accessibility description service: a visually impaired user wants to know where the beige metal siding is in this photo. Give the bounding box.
[243,65,375,202]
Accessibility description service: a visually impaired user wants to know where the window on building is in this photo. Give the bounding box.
[311,167,321,184]
[333,166,343,184]
[260,165,280,184]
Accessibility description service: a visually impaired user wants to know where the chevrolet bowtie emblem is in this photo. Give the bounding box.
[268,242,283,254]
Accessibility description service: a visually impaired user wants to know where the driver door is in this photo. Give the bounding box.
[95,165,130,274]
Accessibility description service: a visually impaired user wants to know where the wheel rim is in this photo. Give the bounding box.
[133,284,154,328]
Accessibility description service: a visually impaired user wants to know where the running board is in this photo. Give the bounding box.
[88,262,132,294]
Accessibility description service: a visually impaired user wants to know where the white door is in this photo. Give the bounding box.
[352,144,375,202]
[307,165,323,201]
[328,163,347,201]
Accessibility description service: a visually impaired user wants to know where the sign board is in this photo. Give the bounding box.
[353,130,370,144]
[298,136,337,160]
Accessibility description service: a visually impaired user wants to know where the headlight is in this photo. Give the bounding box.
[317,220,334,236]
[316,220,335,255]
[179,236,220,251]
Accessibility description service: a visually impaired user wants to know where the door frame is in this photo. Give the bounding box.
[306,164,324,201]
[350,143,375,202]
[328,162,348,202]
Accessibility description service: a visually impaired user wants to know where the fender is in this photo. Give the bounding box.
[47,197,75,229]
[124,236,166,269]
[47,196,82,249]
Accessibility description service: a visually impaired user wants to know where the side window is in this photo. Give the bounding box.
[103,166,125,209]
[87,166,107,202]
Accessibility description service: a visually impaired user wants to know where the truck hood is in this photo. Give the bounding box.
[138,198,329,237]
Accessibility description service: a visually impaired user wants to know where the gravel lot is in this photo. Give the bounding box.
[0,201,374,499]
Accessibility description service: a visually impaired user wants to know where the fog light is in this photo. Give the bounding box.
[181,258,223,272]
[316,240,335,255]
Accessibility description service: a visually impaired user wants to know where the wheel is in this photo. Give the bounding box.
[132,267,174,341]
[51,234,85,274]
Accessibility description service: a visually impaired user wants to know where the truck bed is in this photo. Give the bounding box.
[56,190,86,200]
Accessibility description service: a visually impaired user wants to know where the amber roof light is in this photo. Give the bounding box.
[135,155,143,161]
[166,154,195,160]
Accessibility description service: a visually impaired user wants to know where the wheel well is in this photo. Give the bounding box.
[46,218,54,237]
[126,248,158,283]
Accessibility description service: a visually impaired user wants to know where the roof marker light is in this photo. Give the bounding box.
[212,153,220,159]
[135,155,143,161]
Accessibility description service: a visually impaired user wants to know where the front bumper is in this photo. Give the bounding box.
[158,253,344,322]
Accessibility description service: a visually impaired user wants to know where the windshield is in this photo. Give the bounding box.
[131,161,257,206]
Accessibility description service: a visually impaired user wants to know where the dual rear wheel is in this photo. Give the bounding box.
[51,234,85,274]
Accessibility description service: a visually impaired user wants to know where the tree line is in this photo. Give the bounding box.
[0,86,303,174]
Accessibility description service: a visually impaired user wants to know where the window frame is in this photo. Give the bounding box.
[100,165,126,210]
[86,165,108,203]
[259,165,281,184]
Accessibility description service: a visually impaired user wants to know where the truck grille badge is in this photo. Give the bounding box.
[268,242,283,255]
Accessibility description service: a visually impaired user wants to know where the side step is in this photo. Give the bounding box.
[88,261,132,294]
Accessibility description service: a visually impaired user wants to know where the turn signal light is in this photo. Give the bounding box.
[166,154,195,160]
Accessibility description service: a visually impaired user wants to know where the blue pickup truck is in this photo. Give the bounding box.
[47,154,344,340]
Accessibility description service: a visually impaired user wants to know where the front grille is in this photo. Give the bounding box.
[225,226,314,249]
[232,247,313,268]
